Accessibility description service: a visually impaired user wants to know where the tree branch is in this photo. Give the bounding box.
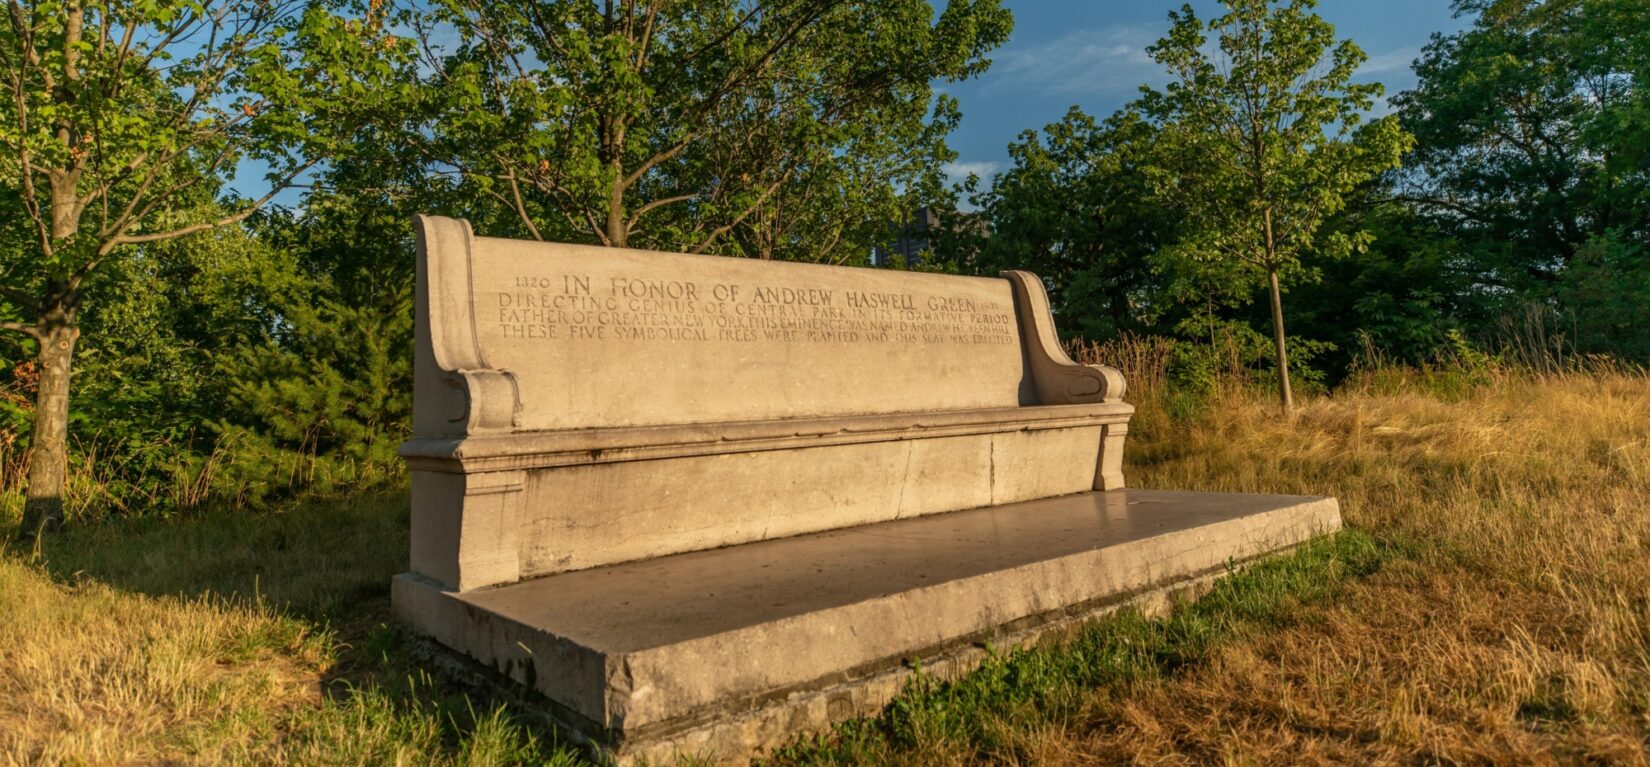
[690,170,790,253]
[621,135,694,190]
[0,285,40,313]
[0,320,40,340]
[505,170,543,241]
[78,160,316,289]
[107,174,293,246]
[626,193,695,232]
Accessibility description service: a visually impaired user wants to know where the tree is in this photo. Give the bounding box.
[416,0,1011,257]
[940,107,1179,340]
[0,0,410,535]
[1138,0,1410,409]
[1286,196,1477,372]
[1395,0,1650,358]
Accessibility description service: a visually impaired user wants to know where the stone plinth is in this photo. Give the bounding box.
[396,488,1340,763]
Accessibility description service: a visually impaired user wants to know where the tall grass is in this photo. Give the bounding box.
[767,336,1650,764]
[5,336,1650,764]
[1,491,581,766]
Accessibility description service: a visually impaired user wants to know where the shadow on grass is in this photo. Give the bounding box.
[9,490,591,765]
[31,489,411,618]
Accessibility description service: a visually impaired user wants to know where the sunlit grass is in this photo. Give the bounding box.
[5,362,1650,765]
[1,493,581,766]
[773,361,1650,764]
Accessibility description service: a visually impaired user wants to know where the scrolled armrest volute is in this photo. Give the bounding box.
[1000,270,1126,405]
[414,215,519,436]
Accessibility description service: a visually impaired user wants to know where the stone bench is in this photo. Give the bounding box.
[392,216,1341,764]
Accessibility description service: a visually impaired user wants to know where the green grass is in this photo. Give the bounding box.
[767,531,1388,765]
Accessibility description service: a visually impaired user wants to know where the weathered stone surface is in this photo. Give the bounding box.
[414,219,1119,435]
[392,216,1340,764]
[404,412,1122,581]
[394,488,1341,763]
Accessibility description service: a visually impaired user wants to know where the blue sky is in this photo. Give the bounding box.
[938,1,1468,187]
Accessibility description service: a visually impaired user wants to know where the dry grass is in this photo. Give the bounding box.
[0,556,326,764]
[0,493,577,766]
[4,365,1650,765]
[1080,370,1650,766]
[769,357,1650,765]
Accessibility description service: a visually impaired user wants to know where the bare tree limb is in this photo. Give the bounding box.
[622,135,694,190]
[690,170,790,253]
[626,193,695,232]
[0,320,40,340]
[501,170,543,240]
[66,160,315,293]
[105,164,310,249]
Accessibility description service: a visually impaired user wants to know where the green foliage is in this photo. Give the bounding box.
[1138,0,1411,275]
[1284,199,1477,372]
[1137,0,1412,405]
[1558,232,1650,360]
[0,0,420,530]
[941,0,1413,392]
[418,0,1011,258]
[937,107,1178,339]
[1397,0,1650,331]
[8,0,1650,527]
[195,186,440,507]
[0,215,283,517]
[1,201,413,518]
[0,0,413,288]
[209,282,412,506]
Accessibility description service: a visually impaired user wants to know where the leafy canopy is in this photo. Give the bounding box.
[1396,0,1650,359]
[0,0,414,289]
[416,0,1011,258]
[1138,0,1411,282]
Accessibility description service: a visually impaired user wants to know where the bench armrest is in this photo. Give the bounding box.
[415,215,520,436]
[1000,270,1126,406]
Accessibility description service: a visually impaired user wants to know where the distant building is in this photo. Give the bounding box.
[871,206,986,268]
[871,207,941,268]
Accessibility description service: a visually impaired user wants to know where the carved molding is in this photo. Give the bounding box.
[414,215,520,435]
[1095,423,1129,491]
[1000,270,1126,405]
[401,402,1132,473]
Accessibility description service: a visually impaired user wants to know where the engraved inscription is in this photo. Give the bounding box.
[496,273,1015,346]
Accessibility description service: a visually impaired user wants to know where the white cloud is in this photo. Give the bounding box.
[941,160,1003,183]
[1358,45,1421,78]
[985,25,1167,98]
[1354,45,1426,118]
[941,161,1003,211]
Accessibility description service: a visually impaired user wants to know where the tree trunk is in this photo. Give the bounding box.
[604,121,628,248]
[606,181,628,248]
[1266,265,1295,413]
[20,298,80,538]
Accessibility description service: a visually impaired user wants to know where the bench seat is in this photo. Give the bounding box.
[394,488,1340,763]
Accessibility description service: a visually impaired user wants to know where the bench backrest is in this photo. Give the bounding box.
[403,216,1130,590]
[414,216,1052,437]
